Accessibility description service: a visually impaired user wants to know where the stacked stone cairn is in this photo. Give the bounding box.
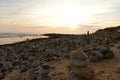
[69,48,95,80]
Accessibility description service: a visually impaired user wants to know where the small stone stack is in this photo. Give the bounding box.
[69,48,95,80]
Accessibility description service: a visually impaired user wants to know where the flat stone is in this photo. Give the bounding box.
[70,59,89,67]
[39,76,51,80]
[70,49,88,60]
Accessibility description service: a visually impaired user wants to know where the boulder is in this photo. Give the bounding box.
[101,47,114,59]
[70,49,88,60]
[72,66,95,80]
[70,59,89,67]
[89,50,103,62]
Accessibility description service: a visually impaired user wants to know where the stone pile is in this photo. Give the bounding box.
[82,45,114,62]
[0,33,116,80]
[69,49,95,80]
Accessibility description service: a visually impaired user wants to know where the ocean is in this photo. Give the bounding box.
[0,33,47,45]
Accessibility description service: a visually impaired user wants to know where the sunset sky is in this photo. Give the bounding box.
[0,0,120,34]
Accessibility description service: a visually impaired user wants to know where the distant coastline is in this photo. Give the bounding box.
[0,33,48,45]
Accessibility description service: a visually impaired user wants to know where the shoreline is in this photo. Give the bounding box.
[0,35,48,46]
[0,33,82,46]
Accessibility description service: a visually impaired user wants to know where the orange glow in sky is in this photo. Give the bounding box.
[0,0,120,34]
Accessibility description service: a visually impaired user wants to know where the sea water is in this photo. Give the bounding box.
[0,33,47,45]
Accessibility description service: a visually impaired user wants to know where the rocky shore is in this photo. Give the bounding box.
[0,26,120,80]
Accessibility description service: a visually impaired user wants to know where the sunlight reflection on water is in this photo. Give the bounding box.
[0,35,47,45]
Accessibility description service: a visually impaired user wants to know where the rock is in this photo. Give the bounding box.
[89,50,103,62]
[103,52,114,59]
[68,72,80,80]
[89,55,99,62]
[38,75,52,80]
[0,62,3,68]
[27,60,39,68]
[40,65,51,75]
[38,65,51,80]
[14,73,22,80]
[0,72,3,79]
[70,49,88,60]
[70,59,89,67]
[21,74,29,80]
[20,65,29,73]
[1,62,13,72]
[92,51,103,59]
[31,61,39,68]
[72,66,95,80]
[116,65,120,73]
[28,56,36,62]
[101,48,114,59]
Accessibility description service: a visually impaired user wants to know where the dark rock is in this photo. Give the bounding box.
[1,62,13,72]
[89,50,103,62]
[0,62,3,68]
[20,65,29,73]
[40,65,51,75]
[89,55,99,62]
[72,66,95,80]
[101,47,114,59]
[0,72,3,79]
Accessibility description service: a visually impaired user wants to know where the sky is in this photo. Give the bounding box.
[0,0,120,34]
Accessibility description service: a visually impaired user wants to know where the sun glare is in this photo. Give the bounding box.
[26,5,93,28]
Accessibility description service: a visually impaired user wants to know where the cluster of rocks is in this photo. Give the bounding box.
[0,33,116,80]
[68,44,115,80]
[69,48,95,80]
[82,45,114,62]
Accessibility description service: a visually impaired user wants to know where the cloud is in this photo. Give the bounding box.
[0,0,120,34]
